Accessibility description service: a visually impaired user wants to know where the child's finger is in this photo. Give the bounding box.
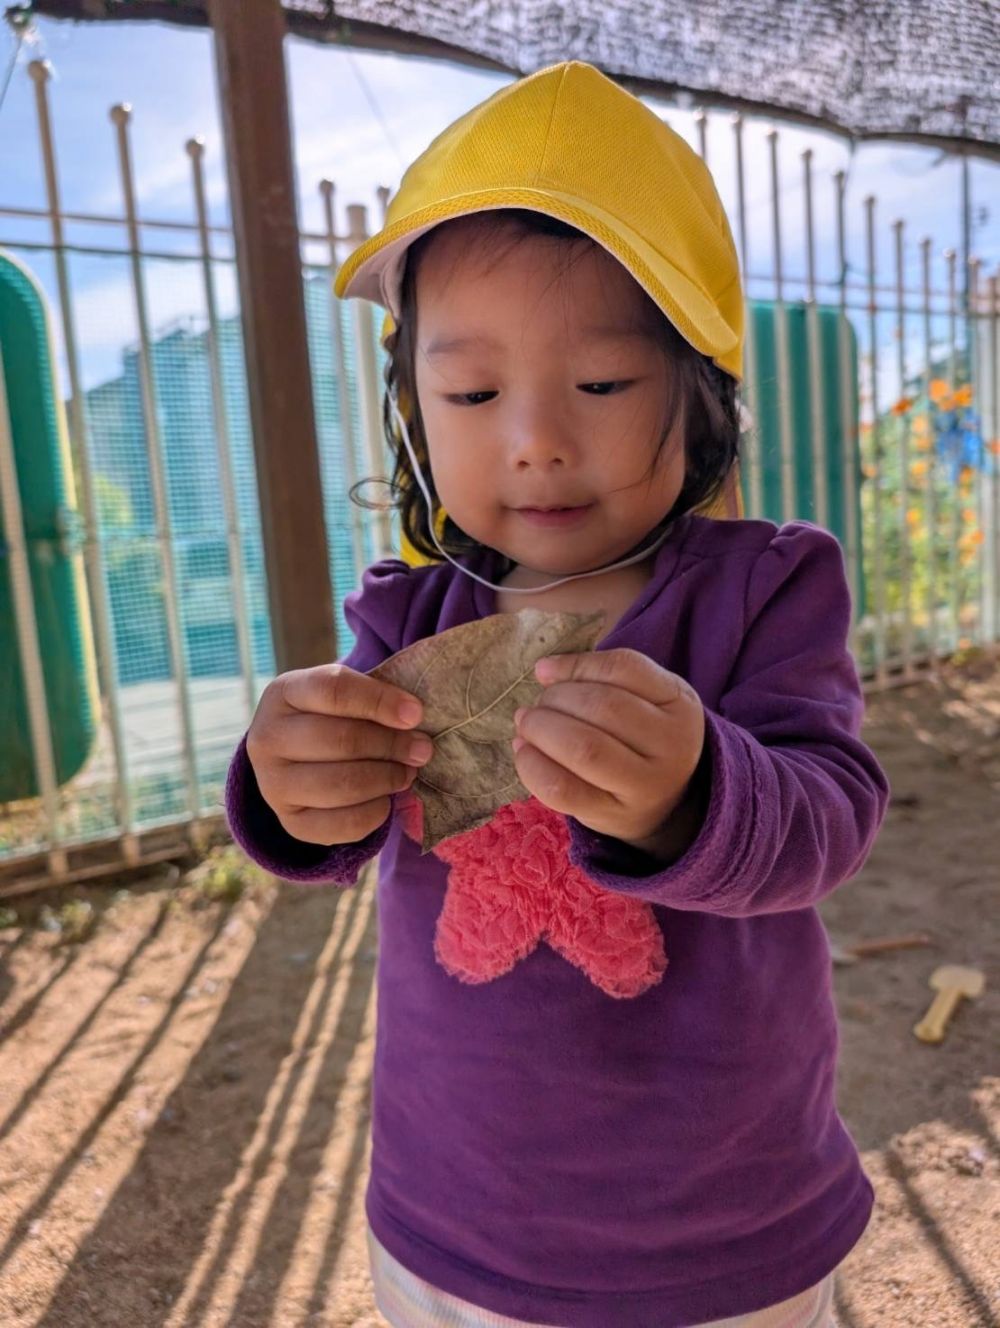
[514,706,639,803]
[512,738,620,823]
[280,663,423,728]
[266,712,433,767]
[279,758,417,810]
[280,796,395,847]
[521,681,668,761]
[536,648,692,709]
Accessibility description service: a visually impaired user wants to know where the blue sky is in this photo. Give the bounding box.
[1,13,998,401]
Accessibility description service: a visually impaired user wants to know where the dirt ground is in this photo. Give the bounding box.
[0,653,997,1328]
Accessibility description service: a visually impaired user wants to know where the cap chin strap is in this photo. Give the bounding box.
[388,392,674,595]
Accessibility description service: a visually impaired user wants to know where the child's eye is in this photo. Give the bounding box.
[445,391,498,407]
[444,382,629,406]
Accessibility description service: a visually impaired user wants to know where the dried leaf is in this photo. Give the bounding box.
[370,610,605,852]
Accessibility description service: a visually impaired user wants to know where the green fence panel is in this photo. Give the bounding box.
[0,250,99,801]
[742,299,866,618]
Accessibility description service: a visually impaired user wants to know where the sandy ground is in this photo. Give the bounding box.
[0,653,997,1328]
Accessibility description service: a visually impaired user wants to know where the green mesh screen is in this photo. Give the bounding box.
[1,247,385,859]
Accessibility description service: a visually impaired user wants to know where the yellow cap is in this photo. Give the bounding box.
[335,60,746,565]
[335,60,744,381]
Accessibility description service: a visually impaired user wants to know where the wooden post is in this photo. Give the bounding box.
[208,0,337,672]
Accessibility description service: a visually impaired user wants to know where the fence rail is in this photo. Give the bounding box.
[0,57,997,889]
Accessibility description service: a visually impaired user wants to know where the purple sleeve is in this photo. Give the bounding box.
[223,559,413,885]
[566,523,891,916]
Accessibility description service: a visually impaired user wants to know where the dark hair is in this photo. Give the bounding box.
[349,209,742,565]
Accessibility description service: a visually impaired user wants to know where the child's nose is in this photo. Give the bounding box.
[506,404,575,469]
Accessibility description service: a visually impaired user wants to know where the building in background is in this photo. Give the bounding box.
[82,273,377,684]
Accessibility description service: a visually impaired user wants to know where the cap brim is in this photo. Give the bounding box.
[334,188,740,375]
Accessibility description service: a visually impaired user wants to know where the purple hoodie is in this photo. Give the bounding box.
[225,514,890,1327]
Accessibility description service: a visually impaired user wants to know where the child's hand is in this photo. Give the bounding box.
[511,650,706,849]
[246,664,433,846]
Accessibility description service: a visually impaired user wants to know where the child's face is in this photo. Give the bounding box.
[413,221,686,580]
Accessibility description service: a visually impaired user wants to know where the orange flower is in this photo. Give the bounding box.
[962,507,977,524]
[952,384,973,407]
[913,436,931,452]
[891,395,916,415]
[910,460,929,479]
[928,379,951,402]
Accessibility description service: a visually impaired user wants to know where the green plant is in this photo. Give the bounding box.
[38,898,96,944]
[184,844,265,906]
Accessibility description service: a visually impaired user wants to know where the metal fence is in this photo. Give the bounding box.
[0,58,998,889]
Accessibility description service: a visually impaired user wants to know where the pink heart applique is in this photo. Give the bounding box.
[397,793,668,999]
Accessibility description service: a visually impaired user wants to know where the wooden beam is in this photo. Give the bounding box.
[208,0,337,672]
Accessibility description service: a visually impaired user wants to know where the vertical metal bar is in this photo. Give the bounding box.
[865,196,888,683]
[732,113,763,520]
[733,115,749,280]
[990,271,999,643]
[960,148,971,319]
[834,170,860,651]
[919,237,939,662]
[969,258,986,645]
[695,111,708,163]
[110,102,201,818]
[320,179,366,582]
[347,202,394,559]
[187,136,256,725]
[945,249,961,650]
[768,129,796,522]
[802,148,829,530]
[0,345,67,876]
[893,219,914,677]
[28,58,136,850]
[374,185,395,548]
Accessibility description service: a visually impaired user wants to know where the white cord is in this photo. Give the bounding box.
[388,393,674,594]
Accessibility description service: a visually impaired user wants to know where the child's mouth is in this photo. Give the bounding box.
[515,505,594,528]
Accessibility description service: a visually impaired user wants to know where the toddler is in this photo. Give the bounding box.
[226,61,889,1328]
